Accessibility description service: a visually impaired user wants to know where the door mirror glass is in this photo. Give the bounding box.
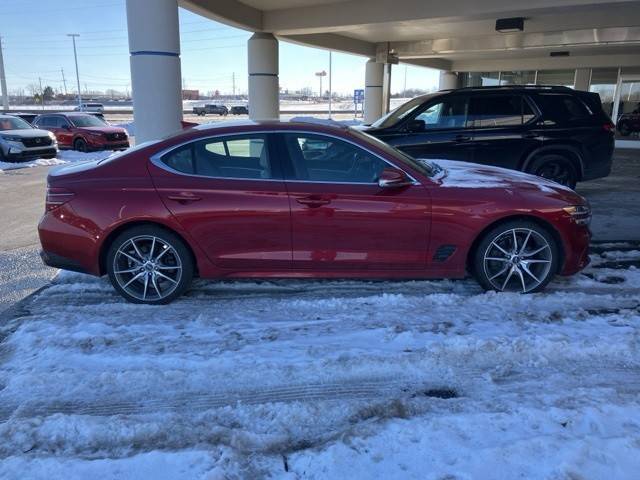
[378,168,413,188]
[407,119,426,132]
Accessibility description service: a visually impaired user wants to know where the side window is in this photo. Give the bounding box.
[52,117,66,128]
[284,133,388,184]
[414,97,468,129]
[160,135,273,179]
[535,94,591,123]
[468,95,531,128]
[36,116,51,127]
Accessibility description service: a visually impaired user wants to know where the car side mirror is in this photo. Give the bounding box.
[407,119,426,132]
[378,168,413,188]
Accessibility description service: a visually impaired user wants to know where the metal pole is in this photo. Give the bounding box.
[0,36,9,111]
[68,34,81,110]
[39,76,44,110]
[328,51,332,119]
[61,68,67,96]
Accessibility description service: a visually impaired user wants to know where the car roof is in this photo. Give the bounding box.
[193,119,350,134]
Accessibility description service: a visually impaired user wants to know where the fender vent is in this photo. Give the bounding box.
[433,244,457,262]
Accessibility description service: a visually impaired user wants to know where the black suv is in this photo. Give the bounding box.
[363,86,615,188]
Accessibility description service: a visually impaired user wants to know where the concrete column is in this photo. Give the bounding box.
[439,71,459,90]
[364,59,384,124]
[248,33,279,121]
[574,68,591,91]
[126,0,182,143]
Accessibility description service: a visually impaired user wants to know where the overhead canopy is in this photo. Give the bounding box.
[181,0,640,71]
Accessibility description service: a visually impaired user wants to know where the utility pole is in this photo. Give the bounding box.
[328,51,332,119]
[403,65,408,96]
[0,36,9,111]
[232,72,236,97]
[60,68,67,96]
[39,76,44,110]
[67,34,82,110]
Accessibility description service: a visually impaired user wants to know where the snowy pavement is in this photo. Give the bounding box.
[0,244,638,479]
[0,150,114,173]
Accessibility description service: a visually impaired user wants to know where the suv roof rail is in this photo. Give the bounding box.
[445,85,573,93]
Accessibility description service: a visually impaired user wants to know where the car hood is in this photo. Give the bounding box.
[429,159,583,200]
[0,128,53,138]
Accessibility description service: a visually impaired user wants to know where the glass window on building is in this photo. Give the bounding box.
[536,70,576,88]
[460,72,500,87]
[499,71,536,85]
[590,68,619,117]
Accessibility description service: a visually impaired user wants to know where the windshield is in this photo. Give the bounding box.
[71,115,107,128]
[0,116,32,131]
[348,127,439,177]
[371,94,437,128]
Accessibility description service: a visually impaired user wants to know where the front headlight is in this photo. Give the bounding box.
[562,204,591,226]
[1,135,22,142]
[47,131,56,140]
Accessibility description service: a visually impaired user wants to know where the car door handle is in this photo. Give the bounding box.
[296,197,331,207]
[455,134,471,142]
[167,194,202,204]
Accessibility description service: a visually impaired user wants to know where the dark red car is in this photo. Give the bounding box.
[38,121,591,304]
[33,112,129,152]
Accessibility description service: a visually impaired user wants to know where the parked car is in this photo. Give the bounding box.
[74,103,104,113]
[616,105,640,136]
[9,112,39,125]
[0,114,58,162]
[39,121,591,304]
[362,85,615,189]
[193,104,228,116]
[33,112,129,152]
[230,105,249,115]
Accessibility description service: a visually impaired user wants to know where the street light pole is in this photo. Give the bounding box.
[67,34,82,110]
[328,51,332,119]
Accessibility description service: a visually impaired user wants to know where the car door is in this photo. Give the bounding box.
[378,95,474,162]
[467,94,541,169]
[54,116,75,147]
[148,133,292,271]
[278,131,430,271]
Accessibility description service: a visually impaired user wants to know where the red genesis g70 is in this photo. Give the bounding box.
[38,121,591,304]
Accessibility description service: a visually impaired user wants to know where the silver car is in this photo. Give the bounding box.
[0,115,58,162]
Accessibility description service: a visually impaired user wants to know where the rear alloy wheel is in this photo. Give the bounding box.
[473,221,559,293]
[106,226,194,304]
[528,154,578,189]
[618,122,631,136]
[74,137,88,152]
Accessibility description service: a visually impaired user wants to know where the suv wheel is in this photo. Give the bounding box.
[528,154,578,189]
[618,122,631,136]
[74,137,88,152]
[472,220,559,294]
[106,225,194,304]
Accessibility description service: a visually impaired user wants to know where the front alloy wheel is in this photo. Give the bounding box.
[107,226,193,304]
[473,221,559,293]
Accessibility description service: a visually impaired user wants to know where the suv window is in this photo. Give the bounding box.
[160,134,273,180]
[284,133,387,183]
[413,97,468,130]
[535,94,591,122]
[468,95,536,128]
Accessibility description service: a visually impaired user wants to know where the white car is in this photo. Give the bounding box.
[73,103,104,113]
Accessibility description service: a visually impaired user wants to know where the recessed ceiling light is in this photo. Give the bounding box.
[495,17,525,33]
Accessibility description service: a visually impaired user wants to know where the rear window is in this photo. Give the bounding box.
[468,95,536,127]
[535,94,591,122]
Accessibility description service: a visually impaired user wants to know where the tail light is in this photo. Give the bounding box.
[603,122,615,132]
[46,187,75,212]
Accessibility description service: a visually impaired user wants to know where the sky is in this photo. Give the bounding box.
[0,0,440,97]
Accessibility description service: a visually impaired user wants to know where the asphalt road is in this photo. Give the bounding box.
[0,149,638,313]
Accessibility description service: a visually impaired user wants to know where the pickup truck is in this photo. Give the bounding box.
[193,104,228,116]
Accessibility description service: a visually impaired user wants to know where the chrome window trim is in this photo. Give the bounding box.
[149,129,421,186]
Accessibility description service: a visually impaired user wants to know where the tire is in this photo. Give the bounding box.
[106,225,194,304]
[74,137,88,152]
[618,122,631,136]
[527,154,578,189]
[472,220,560,294]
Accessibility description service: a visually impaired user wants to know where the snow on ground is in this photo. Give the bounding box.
[0,150,115,172]
[0,245,639,479]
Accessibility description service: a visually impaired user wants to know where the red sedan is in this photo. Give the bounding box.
[33,112,129,152]
[38,121,591,304]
